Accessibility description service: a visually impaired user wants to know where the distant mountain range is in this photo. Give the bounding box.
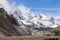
[11,5,58,29]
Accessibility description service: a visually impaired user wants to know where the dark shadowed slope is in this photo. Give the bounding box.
[0,8,21,36]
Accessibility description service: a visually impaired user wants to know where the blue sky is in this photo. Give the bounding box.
[8,0,60,16]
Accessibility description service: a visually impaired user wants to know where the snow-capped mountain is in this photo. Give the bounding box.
[10,5,58,28]
[0,3,58,29]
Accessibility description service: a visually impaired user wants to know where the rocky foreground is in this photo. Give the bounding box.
[0,36,59,40]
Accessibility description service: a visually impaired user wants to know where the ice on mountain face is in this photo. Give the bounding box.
[16,5,32,20]
[50,24,58,28]
[12,5,57,28]
[50,17,55,24]
[39,14,47,20]
[55,16,60,25]
[0,0,58,28]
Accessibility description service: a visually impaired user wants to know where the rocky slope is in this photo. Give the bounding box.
[0,8,23,36]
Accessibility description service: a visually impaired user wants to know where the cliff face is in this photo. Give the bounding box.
[0,8,21,36]
[6,14,19,26]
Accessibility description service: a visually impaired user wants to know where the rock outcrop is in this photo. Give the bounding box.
[6,14,19,26]
[52,25,60,35]
[0,8,21,36]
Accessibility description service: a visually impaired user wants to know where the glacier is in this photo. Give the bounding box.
[0,0,58,29]
[12,5,58,28]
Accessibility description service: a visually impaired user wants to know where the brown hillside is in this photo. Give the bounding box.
[0,8,21,36]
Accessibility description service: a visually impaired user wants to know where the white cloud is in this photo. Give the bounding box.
[0,0,16,14]
[17,4,32,20]
[0,0,10,11]
[54,15,60,25]
[17,4,30,14]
